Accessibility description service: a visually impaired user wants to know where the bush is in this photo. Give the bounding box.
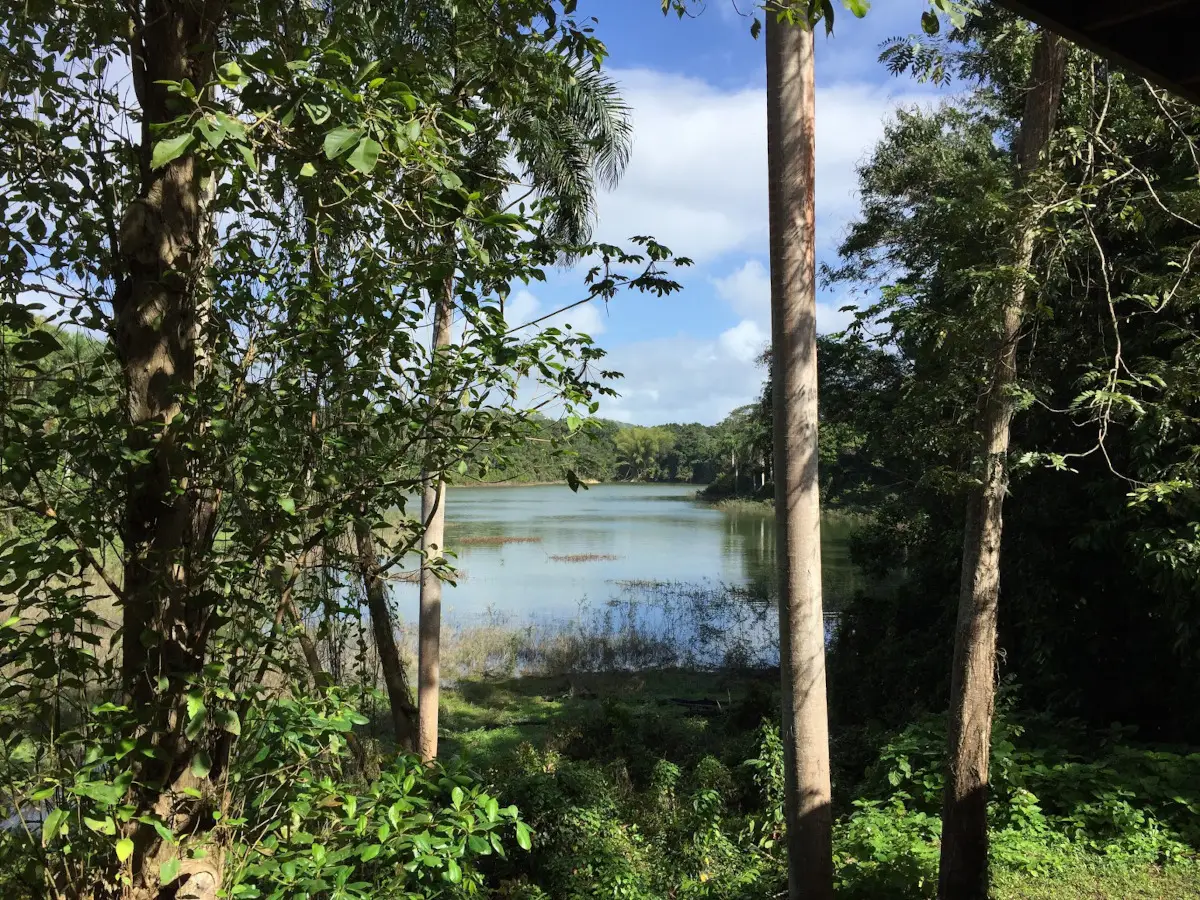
[0,689,529,899]
[833,708,1200,897]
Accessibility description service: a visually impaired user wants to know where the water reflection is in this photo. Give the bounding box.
[387,484,861,628]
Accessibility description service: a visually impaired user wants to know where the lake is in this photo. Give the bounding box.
[387,483,860,630]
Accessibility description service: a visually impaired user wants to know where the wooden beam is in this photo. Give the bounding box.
[994,0,1200,105]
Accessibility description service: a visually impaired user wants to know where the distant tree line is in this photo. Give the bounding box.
[465,409,775,490]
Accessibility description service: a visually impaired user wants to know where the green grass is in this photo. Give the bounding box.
[440,670,1200,900]
[440,669,764,762]
[993,860,1200,898]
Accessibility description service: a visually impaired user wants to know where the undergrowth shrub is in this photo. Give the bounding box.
[492,721,786,900]
[834,708,1200,896]
[0,689,528,899]
[480,691,1200,900]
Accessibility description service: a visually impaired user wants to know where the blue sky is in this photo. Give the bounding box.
[512,0,952,425]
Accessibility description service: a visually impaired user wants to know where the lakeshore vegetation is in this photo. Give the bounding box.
[2,2,1200,900]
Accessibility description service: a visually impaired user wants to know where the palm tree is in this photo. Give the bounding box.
[415,42,634,760]
[765,11,833,900]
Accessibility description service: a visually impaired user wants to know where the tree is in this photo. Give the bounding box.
[823,6,1200,885]
[414,45,635,760]
[939,27,1067,899]
[0,1,685,895]
[614,426,675,480]
[765,9,833,899]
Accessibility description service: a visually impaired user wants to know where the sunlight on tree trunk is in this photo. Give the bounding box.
[939,27,1068,900]
[765,12,833,900]
[418,271,455,762]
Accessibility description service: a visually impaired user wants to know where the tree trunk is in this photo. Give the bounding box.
[113,2,225,896]
[938,29,1067,900]
[354,519,418,750]
[765,14,833,900]
[417,271,455,762]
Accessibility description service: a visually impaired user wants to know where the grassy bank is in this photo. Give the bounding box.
[436,670,1200,899]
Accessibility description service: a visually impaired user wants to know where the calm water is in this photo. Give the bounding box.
[388,483,859,626]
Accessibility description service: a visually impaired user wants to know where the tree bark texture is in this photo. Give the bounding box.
[765,15,834,900]
[354,518,419,750]
[417,272,455,762]
[113,2,226,897]
[938,29,1068,900]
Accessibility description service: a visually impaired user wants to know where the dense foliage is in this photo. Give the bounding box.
[441,678,1199,900]
[0,0,686,895]
[821,12,1200,745]
[467,412,767,490]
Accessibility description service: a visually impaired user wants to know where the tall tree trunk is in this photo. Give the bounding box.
[354,519,418,750]
[938,29,1067,900]
[765,14,833,900]
[114,2,225,897]
[418,271,455,762]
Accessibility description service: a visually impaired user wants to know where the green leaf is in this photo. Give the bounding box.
[921,9,940,33]
[360,844,381,862]
[446,858,462,883]
[186,690,205,721]
[116,837,134,863]
[451,786,464,809]
[42,807,67,846]
[348,137,382,174]
[299,162,317,177]
[184,712,206,741]
[84,815,116,835]
[323,126,362,160]
[191,750,212,779]
[14,329,61,362]
[514,821,532,851]
[842,0,870,16]
[196,117,228,149]
[151,133,195,169]
[214,709,241,736]
[74,780,124,806]
[160,858,181,886]
[139,815,175,843]
[236,143,257,172]
[278,496,297,515]
[303,102,332,124]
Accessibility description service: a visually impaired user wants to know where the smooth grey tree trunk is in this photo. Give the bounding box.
[418,272,455,762]
[765,14,833,900]
[355,519,418,750]
[938,28,1068,900]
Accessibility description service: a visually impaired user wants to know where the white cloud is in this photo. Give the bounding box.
[713,259,770,322]
[596,69,937,263]
[599,332,766,426]
[717,319,768,364]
